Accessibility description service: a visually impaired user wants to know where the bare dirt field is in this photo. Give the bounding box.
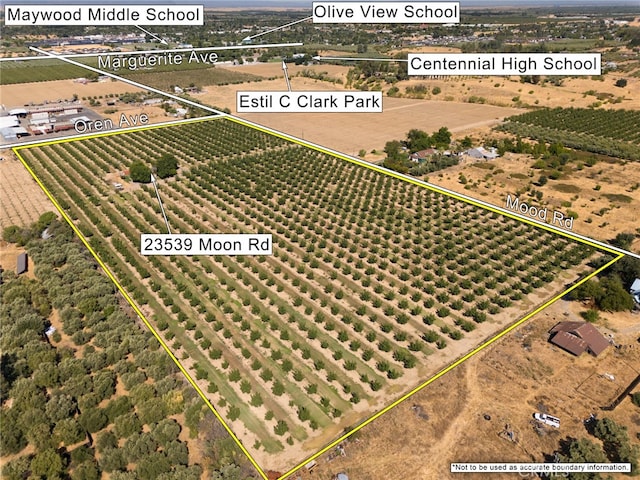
[0,78,145,106]
[195,61,638,161]
[304,299,640,480]
[429,153,640,253]
[391,73,639,110]
[0,151,53,229]
[195,73,521,156]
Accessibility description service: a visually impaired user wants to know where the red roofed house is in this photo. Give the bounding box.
[549,321,610,357]
[408,149,437,163]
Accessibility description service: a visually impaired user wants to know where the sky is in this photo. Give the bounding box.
[2,0,639,6]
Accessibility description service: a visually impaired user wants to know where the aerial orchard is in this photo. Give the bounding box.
[19,118,600,458]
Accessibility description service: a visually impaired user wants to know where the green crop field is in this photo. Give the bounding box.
[0,56,262,87]
[498,108,640,161]
[0,59,94,84]
[123,66,263,91]
[18,118,606,471]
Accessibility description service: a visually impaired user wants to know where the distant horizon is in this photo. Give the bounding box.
[1,0,639,7]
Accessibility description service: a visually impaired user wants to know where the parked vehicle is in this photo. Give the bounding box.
[534,413,560,428]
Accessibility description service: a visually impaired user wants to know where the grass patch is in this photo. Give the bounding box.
[124,66,263,90]
[0,58,93,84]
[470,162,495,170]
[551,183,581,194]
[509,173,529,180]
[603,193,633,204]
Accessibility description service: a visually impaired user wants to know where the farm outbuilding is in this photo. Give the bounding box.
[549,321,609,357]
[630,278,640,305]
[16,252,28,275]
[1,127,17,141]
[8,108,28,118]
[0,115,19,129]
[465,147,498,160]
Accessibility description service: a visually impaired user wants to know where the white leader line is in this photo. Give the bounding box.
[242,16,312,42]
[230,117,640,261]
[29,46,227,116]
[0,42,303,62]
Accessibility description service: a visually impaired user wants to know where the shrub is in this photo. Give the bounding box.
[274,420,288,436]
[581,309,600,323]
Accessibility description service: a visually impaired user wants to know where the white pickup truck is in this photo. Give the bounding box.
[534,413,560,428]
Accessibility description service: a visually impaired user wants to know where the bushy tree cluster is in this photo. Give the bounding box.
[570,275,634,312]
[558,417,639,479]
[2,211,57,245]
[382,126,454,174]
[571,246,638,312]
[1,218,257,479]
[155,153,178,179]
[130,160,152,183]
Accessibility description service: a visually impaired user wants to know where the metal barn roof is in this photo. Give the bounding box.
[549,321,609,356]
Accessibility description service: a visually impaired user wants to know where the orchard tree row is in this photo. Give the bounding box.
[17,118,603,465]
[0,216,258,480]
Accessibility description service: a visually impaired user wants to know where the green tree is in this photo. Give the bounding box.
[151,418,181,445]
[125,432,157,462]
[130,161,152,183]
[432,126,452,148]
[384,140,403,160]
[136,451,171,480]
[104,396,133,423]
[157,465,202,480]
[383,140,409,173]
[163,440,189,465]
[406,129,431,151]
[272,380,285,396]
[210,464,243,480]
[53,417,85,445]
[594,417,639,469]
[138,398,166,424]
[79,407,108,433]
[113,412,142,439]
[2,456,31,480]
[597,276,634,312]
[30,448,66,478]
[71,461,100,480]
[558,437,607,480]
[155,154,178,179]
[227,405,241,421]
[611,232,635,250]
[96,431,118,453]
[570,279,603,302]
[0,408,26,455]
[92,370,116,401]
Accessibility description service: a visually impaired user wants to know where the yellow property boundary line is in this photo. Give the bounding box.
[278,255,623,479]
[13,117,624,480]
[12,118,266,479]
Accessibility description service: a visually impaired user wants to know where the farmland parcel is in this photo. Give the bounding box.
[16,118,609,473]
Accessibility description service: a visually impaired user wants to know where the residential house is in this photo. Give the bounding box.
[548,321,609,357]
